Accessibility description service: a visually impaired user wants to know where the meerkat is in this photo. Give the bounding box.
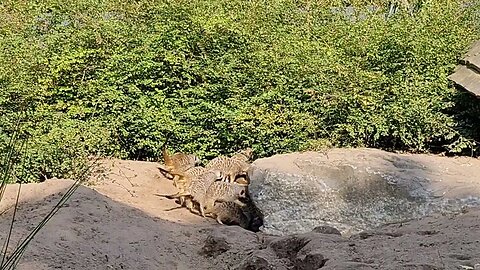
[232,174,250,186]
[159,142,200,188]
[175,166,208,187]
[202,181,248,215]
[239,193,264,232]
[173,166,209,206]
[205,155,251,183]
[231,147,254,163]
[206,201,249,228]
[160,169,223,217]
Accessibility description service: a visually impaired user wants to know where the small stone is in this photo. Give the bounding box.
[295,250,327,270]
[269,236,310,260]
[235,254,272,270]
[312,226,341,235]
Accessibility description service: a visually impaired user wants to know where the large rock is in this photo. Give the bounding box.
[249,148,480,236]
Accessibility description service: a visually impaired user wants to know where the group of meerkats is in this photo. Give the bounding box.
[157,146,263,231]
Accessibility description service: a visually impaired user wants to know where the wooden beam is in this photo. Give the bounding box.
[448,65,480,98]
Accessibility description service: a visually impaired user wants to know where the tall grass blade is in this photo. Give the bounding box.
[0,183,21,267]
[0,157,100,270]
[0,113,25,202]
[0,107,29,270]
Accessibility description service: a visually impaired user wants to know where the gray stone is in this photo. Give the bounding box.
[235,254,272,270]
[249,148,480,236]
[295,250,327,270]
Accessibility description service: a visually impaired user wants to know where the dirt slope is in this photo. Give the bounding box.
[0,156,479,269]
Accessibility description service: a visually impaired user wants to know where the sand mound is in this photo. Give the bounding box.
[1,156,479,269]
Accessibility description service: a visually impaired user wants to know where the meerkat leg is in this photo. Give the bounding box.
[179,196,185,206]
[199,203,206,217]
[185,198,193,209]
[186,199,200,214]
[203,199,214,214]
[172,175,180,188]
[233,199,246,207]
[216,216,224,225]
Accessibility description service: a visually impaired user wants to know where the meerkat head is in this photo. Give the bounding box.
[189,154,201,165]
[241,148,254,159]
[235,148,254,161]
[235,176,249,186]
[233,183,247,198]
[209,169,224,180]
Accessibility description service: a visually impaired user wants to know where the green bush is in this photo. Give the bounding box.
[0,0,479,182]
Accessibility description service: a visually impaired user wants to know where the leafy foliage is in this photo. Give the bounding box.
[0,0,479,182]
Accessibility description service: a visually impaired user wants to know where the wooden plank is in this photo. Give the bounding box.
[448,65,480,98]
[465,40,480,57]
[464,54,480,73]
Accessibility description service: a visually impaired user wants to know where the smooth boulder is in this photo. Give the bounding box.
[249,148,480,236]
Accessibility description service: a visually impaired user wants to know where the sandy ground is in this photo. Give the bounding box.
[0,155,480,269]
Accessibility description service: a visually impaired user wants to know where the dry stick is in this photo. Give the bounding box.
[110,161,137,197]
[112,167,137,187]
[0,205,14,217]
[111,179,136,197]
[437,249,445,269]
[90,157,136,197]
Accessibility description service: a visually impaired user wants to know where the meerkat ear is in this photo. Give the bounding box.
[194,155,201,165]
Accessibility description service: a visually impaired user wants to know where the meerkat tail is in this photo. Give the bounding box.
[161,134,173,167]
[157,166,174,180]
[154,192,190,199]
[163,206,184,211]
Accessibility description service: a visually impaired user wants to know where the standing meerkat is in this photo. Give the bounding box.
[203,181,248,214]
[159,143,200,188]
[206,201,250,228]
[173,166,209,206]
